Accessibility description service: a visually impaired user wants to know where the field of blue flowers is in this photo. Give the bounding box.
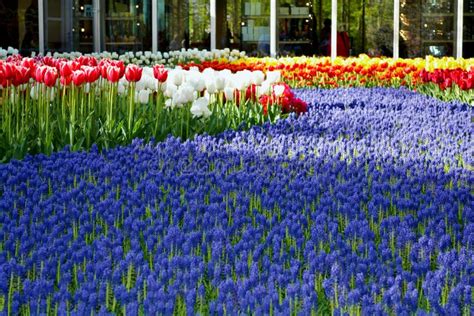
[0,87,472,315]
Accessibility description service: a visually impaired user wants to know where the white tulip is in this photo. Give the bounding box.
[266,71,281,84]
[117,83,126,95]
[215,74,226,91]
[258,81,272,96]
[273,84,285,97]
[164,83,178,98]
[136,89,151,104]
[251,71,265,85]
[190,97,211,118]
[136,80,146,91]
[205,79,217,94]
[224,87,234,101]
[174,83,195,105]
[168,69,184,86]
[30,85,38,100]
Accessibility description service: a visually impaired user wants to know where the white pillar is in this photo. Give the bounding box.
[331,0,337,60]
[456,0,463,58]
[38,0,45,54]
[270,0,277,57]
[93,0,101,52]
[393,0,399,59]
[210,0,216,50]
[152,0,158,52]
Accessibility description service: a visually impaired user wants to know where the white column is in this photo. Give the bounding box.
[93,0,101,52]
[456,0,463,58]
[152,0,158,52]
[270,0,277,57]
[210,0,216,50]
[331,0,337,60]
[393,0,400,59]
[38,0,45,54]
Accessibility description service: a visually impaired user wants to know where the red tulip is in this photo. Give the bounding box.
[43,66,58,87]
[110,60,125,78]
[12,65,30,86]
[3,63,15,81]
[125,64,142,82]
[153,65,168,82]
[20,57,36,71]
[245,84,258,102]
[59,61,75,78]
[106,66,121,83]
[60,75,72,86]
[72,70,86,86]
[35,66,48,83]
[77,55,98,67]
[99,59,111,78]
[43,56,55,67]
[59,64,72,79]
[83,66,100,83]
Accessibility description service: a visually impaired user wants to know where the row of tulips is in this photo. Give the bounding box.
[1,47,246,67]
[0,88,471,314]
[180,56,474,104]
[0,56,306,161]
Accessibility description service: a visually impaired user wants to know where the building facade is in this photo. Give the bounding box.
[1,0,473,58]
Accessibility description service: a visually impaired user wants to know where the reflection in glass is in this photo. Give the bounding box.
[240,0,270,56]
[278,2,315,56]
[226,0,242,50]
[336,0,393,57]
[157,0,210,52]
[0,0,39,55]
[401,0,454,57]
[463,0,474,57]
[72,0,94,53]
[104,0,152,53]
[44,0,95,53]
[45,0,65,51]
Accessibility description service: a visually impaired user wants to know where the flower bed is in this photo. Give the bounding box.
[0,88,472,314]
[0,56,306,161]
[182,56,474,104]
[1,47,246,67]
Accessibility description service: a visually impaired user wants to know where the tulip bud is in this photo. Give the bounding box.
[106,66,121,83]
[43,67,58,87]
[153,65,168,83]
[224,87,234,101]
[125,64,143,82]
[83,66,100,83]
[72,70,86,86]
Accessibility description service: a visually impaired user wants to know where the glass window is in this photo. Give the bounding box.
[157,0,210,52]
[44,0,65,51]
[463,0,474,57]
[239,0,271,56]
[335,0,394,57]
[401,0,455,58]
[72,0,94,53]
[225,0,242,50]
[44,0,95,53]
[104,0,152,53]
[0,0,39,55]
[278,1,315,56]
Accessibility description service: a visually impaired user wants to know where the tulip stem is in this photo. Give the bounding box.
[128,82,135,139]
